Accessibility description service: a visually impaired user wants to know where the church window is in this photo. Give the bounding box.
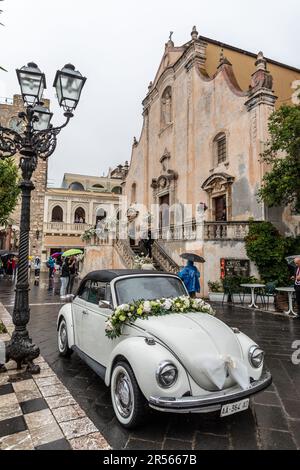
[51,206,63,222]
[214,133,227,165]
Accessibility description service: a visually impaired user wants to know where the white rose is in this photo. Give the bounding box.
[120,304,130,312]
[143,301,152,313]
[163,299,173,310]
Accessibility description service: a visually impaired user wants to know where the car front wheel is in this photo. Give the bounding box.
[111,361,148,428]
[58,318,73,357]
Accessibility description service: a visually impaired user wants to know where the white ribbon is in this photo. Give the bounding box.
[200,355,250,390]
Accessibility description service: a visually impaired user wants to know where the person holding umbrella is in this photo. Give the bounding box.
[293,257,300,318]
[60,258,70,299]
[47,255,55,279]
[178,253,204,298]
[61,249,83,294]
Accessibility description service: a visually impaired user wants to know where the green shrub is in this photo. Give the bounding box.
[245,221,299,285]
[208,281,223,293]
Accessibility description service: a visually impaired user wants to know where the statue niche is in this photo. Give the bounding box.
[161,86,172,128]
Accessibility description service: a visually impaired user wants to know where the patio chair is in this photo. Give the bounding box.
[260,282,277,310]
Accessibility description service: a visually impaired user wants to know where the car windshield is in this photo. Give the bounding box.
[115,276,186,305]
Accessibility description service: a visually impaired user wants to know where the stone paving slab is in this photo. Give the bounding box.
[0,303,110,451]
[1,275,300,450]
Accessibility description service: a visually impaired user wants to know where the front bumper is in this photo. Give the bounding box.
[149,368,272,413]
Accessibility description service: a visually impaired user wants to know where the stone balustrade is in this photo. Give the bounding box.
[44,222,92,234]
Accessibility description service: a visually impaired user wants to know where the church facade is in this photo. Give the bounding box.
[123,27,300,293]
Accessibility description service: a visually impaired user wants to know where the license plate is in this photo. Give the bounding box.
[220,398,249,417]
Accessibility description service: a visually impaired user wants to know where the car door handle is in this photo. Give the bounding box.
[82,310,89,315]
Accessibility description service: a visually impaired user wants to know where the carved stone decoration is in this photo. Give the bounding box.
[126,207,139,222]
[202,173,234,193]
[161,87,172,127]
[250,51,273,91]
[160,148,171,171]
[191,25,199,41]
[217,49,232,69]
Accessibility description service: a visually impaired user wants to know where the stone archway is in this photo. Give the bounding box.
[202,173,234,221]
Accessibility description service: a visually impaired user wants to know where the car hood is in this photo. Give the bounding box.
[134,312,245,391]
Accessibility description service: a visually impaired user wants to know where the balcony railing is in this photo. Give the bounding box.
[44,222,92,234]
[151,221,257,241]
[203,221,253,241]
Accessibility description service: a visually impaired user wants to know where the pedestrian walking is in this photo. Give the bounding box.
[34,256,41,285]
[12,257,17,279]
[47,256,55,279]
[178,260,200,298]
[0,257,4,278]
[6,258,13,279]
[60,259,70,299]
[294,257,300,319]
[67,256,76,294]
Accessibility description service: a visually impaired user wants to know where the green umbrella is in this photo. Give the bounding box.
[62,249,83,258]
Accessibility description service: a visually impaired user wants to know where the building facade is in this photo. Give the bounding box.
[42,169,126,263]
[0,95,48,257]
[122,27,300,293]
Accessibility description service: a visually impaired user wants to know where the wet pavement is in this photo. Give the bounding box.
[1,273,300,450]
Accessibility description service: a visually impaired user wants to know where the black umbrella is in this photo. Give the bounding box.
[0,251,18,257]
[180,253,205,263]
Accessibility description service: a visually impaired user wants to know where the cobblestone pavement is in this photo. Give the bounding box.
[1,274,300,450]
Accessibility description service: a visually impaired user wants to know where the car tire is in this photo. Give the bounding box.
[111,361,148,429]
[58,318,73,357]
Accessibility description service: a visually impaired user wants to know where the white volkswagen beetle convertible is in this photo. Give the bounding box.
[57,270,271,428]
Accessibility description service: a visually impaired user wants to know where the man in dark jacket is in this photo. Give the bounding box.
[294,258,300,318]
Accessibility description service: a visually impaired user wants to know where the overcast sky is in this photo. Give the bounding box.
[0,0,299,187]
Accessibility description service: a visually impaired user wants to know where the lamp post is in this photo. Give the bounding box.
[0,62,86,373]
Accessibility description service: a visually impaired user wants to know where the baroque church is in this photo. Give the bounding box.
[123,27,300,293]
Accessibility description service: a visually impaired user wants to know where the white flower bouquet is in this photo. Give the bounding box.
[105,296,215,339]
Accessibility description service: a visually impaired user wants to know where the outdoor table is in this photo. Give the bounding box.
[240,284,265,309]
[276,287,297,317]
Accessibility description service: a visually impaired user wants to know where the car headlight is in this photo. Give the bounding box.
[156,361,178,388]
[248,345,264,368]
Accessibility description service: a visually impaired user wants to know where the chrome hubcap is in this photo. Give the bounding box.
[59,323,67,351]
[114,371,133,419]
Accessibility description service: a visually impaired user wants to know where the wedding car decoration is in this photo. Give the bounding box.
[105,296,215,339]
[57,270,271,429]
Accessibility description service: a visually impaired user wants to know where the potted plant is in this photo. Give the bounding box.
[208,280,227,302]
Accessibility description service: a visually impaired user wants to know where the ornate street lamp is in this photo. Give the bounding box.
[0,63,86,373]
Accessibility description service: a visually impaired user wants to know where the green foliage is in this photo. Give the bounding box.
[245,221,299,284]
[0,320,7,334]
[258,104,300,212]
[0,158,20,225]
[208,281,223,293]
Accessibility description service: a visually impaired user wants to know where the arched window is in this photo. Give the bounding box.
[74,207,86,224]
[96,208,107,225]
[69,182,85,191]
[92,184,104,190]
[161,86,172,127]
[111,186,122,195]
[213,133,227,166]
[51,206,63,222]
[131,183,137,204]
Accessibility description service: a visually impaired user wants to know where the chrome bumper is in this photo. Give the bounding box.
[149,368,272,413]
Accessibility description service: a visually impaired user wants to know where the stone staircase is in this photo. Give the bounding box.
[114,238,179,273]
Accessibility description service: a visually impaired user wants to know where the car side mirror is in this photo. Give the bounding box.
[99,300,113,309]
[65,294,75,303]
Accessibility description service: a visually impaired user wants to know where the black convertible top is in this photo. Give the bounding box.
[81,269,179,284]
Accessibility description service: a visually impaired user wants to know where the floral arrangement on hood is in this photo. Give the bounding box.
[105,296,215,339]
